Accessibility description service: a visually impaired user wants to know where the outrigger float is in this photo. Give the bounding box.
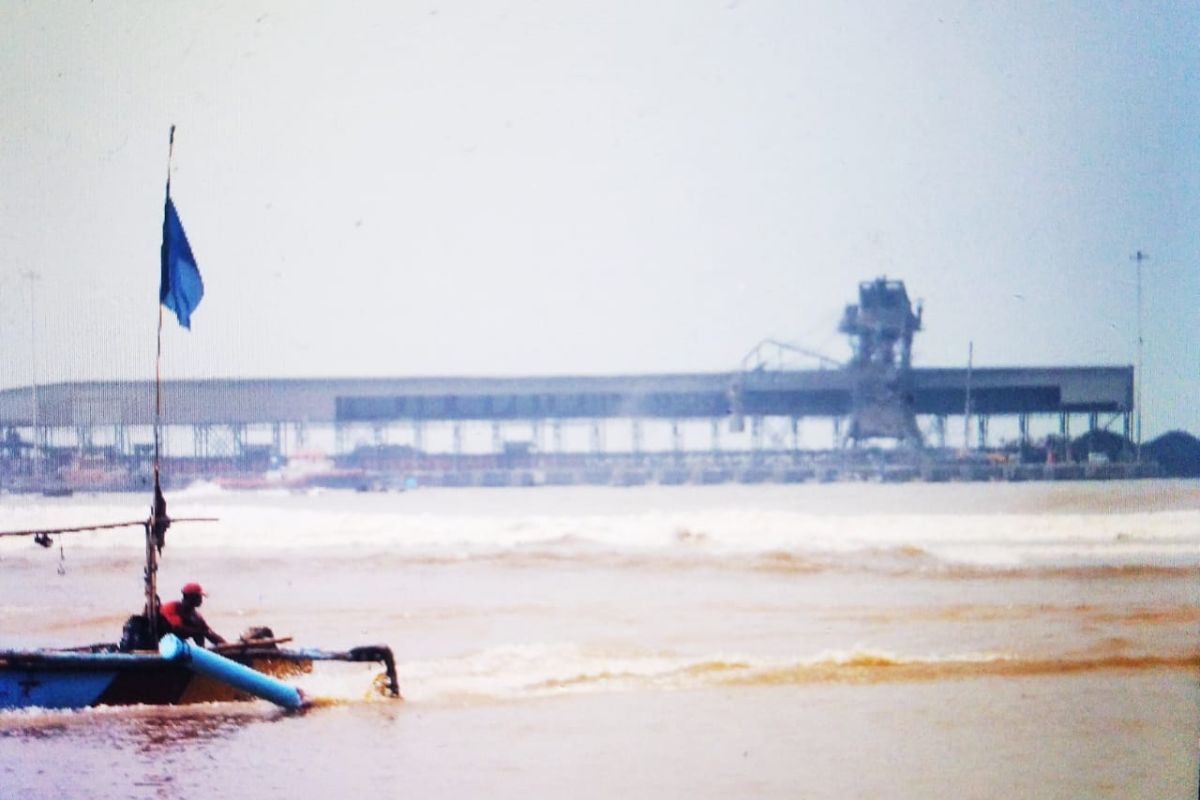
[0,127,400,711]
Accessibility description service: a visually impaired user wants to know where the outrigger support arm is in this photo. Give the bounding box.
[221,644,402,698]
[304,645,401,699]
[0,516,215,541]
[346,645,401,698]
[0,520,147,538]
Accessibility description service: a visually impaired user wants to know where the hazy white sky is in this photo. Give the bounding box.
[1,1,1196,436]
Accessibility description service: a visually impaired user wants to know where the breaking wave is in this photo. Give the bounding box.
[385,643,1200,705]
[827,602,1200,625]
[3,488,1196,578]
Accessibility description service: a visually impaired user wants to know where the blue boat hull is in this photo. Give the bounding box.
[0,649,310,710]
[0,664,120,709]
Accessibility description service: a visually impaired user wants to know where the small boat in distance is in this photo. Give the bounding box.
[0,128,400,710]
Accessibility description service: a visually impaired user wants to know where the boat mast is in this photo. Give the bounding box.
[145,125,177,639]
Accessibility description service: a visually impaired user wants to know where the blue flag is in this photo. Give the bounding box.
[160,197,203,329]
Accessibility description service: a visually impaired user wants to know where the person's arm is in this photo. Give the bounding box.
[185,609,226,647]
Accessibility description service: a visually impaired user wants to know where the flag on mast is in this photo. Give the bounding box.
[160,196,203,329]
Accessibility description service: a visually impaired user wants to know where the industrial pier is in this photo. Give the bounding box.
[0,279,1150,491]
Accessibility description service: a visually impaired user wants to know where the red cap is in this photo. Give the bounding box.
[181,582,206,596]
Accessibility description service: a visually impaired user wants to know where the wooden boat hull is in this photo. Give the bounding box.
[0,650,311,710]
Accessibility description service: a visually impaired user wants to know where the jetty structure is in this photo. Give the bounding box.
[0,279,1142,489]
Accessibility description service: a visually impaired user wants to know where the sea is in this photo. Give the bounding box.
[1,479,1197,799]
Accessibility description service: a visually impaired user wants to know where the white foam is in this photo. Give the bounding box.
[1,488,1196,570]
[388,643,1022,704]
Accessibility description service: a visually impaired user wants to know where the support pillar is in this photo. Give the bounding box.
[292,421,307,450]
[589,420,605,454]
[75,425,94,452]
[710,419,720,456]
[977,416,988,450]
[632,419,643,457]
[1065,412,1075,462]
[193,424,209,459]
[671,420,683,460]
[231,424,246,458]
[934,416,947,449]
[1018,414,1029,448]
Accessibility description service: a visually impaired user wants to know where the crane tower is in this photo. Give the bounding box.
[838,277,924,447]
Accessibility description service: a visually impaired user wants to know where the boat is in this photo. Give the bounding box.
[0,499,401,710]
[0,639,399,710]
[0,128,400,711]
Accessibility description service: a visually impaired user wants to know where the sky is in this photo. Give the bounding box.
[1,1,1197,438]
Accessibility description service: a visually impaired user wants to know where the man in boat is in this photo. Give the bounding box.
[160,582,227,647]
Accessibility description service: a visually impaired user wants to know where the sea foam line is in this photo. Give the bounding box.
[3,500,1198,573]
[390,644,1200,704]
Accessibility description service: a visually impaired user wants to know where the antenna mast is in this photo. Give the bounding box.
[1132,250,1148,463]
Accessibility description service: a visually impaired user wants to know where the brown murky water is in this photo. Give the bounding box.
[2,480,1198,798]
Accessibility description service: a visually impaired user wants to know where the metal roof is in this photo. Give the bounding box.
[0,366,1133,427]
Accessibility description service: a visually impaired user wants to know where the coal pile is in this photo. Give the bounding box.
[1144,431,1200,477]
[1070,429,1133,462]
